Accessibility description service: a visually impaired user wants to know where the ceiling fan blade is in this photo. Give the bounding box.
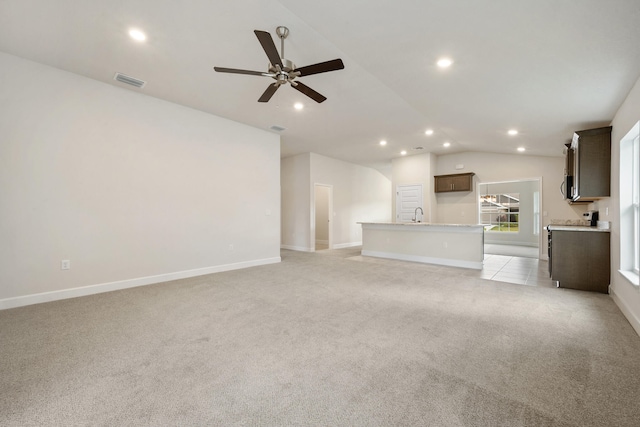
[292,82,327,103]
[214,67,267,76]
[258,83,280,103]
[294,59,344,77]
[254,30,283,68]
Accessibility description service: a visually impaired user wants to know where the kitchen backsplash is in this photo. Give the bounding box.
[549,219,591,226]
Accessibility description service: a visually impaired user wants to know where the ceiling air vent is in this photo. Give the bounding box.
[113,72,146,88]
[269,125,287,132]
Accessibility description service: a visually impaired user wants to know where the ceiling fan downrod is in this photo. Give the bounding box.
[276,26,289,60]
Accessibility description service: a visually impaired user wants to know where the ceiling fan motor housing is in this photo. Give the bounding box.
[270,58,296,73]
[270,58,299,85]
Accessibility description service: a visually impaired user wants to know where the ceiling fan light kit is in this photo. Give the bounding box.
[214,26,344,103]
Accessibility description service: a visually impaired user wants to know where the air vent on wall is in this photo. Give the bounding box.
[113,72,146,88]
[269,125,287,132]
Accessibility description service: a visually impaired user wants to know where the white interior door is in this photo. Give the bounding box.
[396,184,423,222]
[314,184,332,250]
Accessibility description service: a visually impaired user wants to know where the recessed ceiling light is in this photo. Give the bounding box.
[129,29,147,42]
[508,129,519,136]
[294,102,304,110]
[443,142,451,147]
[437,58,453,68]
[400,150,407,156]
[380,140,387,146]
[425,129,434,136]
[517,147,526,152]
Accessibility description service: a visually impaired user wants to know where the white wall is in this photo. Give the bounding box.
[433,153,588,253]
[599,74,640,335]
[391,153,436,222]
[310,153,392,248]
[281,153,391,251]
[281,153,311,251]
[0,53,281,308]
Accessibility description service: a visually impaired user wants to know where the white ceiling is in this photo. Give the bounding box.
[2,0,640,175]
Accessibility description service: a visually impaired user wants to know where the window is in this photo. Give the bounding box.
[480,193,520,232]
[620,121,640,284]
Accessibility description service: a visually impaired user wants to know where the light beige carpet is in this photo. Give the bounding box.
[1,248,639,426]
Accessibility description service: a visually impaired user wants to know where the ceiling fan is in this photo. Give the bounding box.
[214,26,344,103]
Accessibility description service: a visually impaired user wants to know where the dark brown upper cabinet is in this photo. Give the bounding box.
[568,126,611,203]
[434,173,475,193]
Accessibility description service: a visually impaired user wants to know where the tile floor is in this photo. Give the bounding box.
[484,243,539,259]
[481,253,555,287]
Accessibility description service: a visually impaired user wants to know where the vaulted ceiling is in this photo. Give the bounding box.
[2,0,639,175]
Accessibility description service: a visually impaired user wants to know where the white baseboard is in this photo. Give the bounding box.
[484,242,538,247]
[361,250,482,270]
[315,239,329,245]
[0,257,281,311]
[280,245,313,252]
[610,286,640,337]
[280,243,360,251]
[333,242,362,249]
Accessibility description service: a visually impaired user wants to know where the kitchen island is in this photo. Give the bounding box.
[358,222,484,269]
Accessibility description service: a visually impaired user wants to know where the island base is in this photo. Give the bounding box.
[359,222,484,270]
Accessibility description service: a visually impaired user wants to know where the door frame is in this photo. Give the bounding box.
[313,183,333,251]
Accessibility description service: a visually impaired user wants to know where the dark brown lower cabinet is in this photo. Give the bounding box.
[550,230,610,293]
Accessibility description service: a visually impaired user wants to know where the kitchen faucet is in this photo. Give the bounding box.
[413,207,424,223]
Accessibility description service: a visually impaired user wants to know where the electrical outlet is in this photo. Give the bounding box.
[61,260,71,270]
[228,244,234,251]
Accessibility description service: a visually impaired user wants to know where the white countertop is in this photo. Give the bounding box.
[358,222,484,228]
[547,225,610,232]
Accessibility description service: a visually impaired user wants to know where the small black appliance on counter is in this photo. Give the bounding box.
[583,210,599,226]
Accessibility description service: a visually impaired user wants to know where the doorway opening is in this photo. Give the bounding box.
[314,184,332,251]
[478,178,542,258]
